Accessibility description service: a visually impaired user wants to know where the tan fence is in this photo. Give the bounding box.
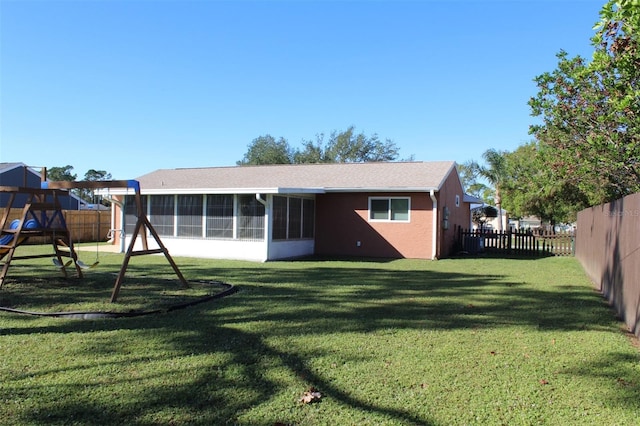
[1,209,111,244]
[575,192,640,338]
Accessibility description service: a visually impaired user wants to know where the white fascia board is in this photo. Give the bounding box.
[324,187,439,193]
[274,187,325,194]
[104,187,326,195]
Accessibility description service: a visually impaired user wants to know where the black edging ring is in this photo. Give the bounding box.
[0,281,238,319]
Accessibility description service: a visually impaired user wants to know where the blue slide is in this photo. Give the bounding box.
[0,219,39,248]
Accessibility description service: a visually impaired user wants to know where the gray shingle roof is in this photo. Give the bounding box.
[0,162,26,173]
[134,161,457,194]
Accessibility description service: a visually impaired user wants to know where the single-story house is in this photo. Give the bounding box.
[106,161,475,261]
[471,206,509,231]
[510,215,542,231]
[0,163,85,210]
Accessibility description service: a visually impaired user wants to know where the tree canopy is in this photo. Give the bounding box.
[500,142,589,225]
[463,1,640,226]
[45,165,113,202]
[46,165,77,182]
[236,135,294,165]
[529,0,640,206]
[238,127,401,165]
[463,149,509,230]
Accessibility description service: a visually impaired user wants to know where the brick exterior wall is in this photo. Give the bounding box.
[315,192,434,259]
[314,170,470,260]
[435,169,470,258]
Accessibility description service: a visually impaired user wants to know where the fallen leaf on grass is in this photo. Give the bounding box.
[539,379,549,385]
[617,377,631,387]
[299,388,322,404]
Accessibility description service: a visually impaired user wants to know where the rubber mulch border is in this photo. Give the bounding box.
[0,281,237,319]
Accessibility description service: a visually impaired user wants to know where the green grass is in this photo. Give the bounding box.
[0,245,223,313]
[1,246,639,425]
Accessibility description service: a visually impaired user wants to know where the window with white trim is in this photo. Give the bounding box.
[369,197,410,222]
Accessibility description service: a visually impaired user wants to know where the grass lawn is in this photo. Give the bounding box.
[1,246,639,425]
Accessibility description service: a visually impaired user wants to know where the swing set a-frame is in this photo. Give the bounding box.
[0,179,189,303]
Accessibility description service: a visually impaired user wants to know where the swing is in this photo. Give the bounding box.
[52,258,73,269]
[77,259,99,269]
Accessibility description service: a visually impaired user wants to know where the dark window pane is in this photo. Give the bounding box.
[238,195,264,240]
[390,198,409,221]
[206,195,233,238]
[288,197,302,239]
[302,198,315,238]
[273,196,288,240]
[177,195,203,237]
[370,199,389,220]
[150,195,174,236]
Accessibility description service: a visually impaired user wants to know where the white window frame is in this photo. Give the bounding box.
[368,197,411,222]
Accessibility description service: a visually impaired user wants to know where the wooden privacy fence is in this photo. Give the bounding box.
[575,192,640,338]
[0,208,111,244]
[458,228,575,257]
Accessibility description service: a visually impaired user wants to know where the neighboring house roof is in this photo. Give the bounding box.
[130,161,459,195]
[0,162,41,178]
[0,162,25,173]
[464,194,485,204]
[0,162,87,208]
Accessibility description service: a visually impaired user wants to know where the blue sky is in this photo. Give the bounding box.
[1,0,603,179]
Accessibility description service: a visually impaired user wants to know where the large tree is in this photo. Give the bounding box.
[239,127,400,165]
[46,165,77,181]
[529,0,640,205]
[237,135,294,165]
[458,161,493,204]
[84,169,112,182]
[321,126,399,163]
[476,149,508,231]
[81,169,113,204]
[501,142,589,226]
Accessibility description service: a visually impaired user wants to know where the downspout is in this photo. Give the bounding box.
[430,190,438,260]
[255,193,267,206]
[255,194,269,261]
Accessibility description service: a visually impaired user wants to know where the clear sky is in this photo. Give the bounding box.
[1,0,604,179]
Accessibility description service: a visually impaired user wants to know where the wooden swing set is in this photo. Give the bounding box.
[0,178,189,302]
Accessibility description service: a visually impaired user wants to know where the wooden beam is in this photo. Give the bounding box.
[42,180,140,191]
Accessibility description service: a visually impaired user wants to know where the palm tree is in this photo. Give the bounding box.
[478,149,508,232]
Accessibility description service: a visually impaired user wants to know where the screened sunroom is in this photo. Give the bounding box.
[119,192,316,261]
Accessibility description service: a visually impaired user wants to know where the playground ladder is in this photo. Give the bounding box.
[0,187,83,288]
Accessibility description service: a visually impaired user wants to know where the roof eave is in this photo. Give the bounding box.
[104,187,327,195]
[324,187,439,193]
[104,186,439,195]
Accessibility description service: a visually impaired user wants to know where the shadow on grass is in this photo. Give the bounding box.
[2,256,638,425]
